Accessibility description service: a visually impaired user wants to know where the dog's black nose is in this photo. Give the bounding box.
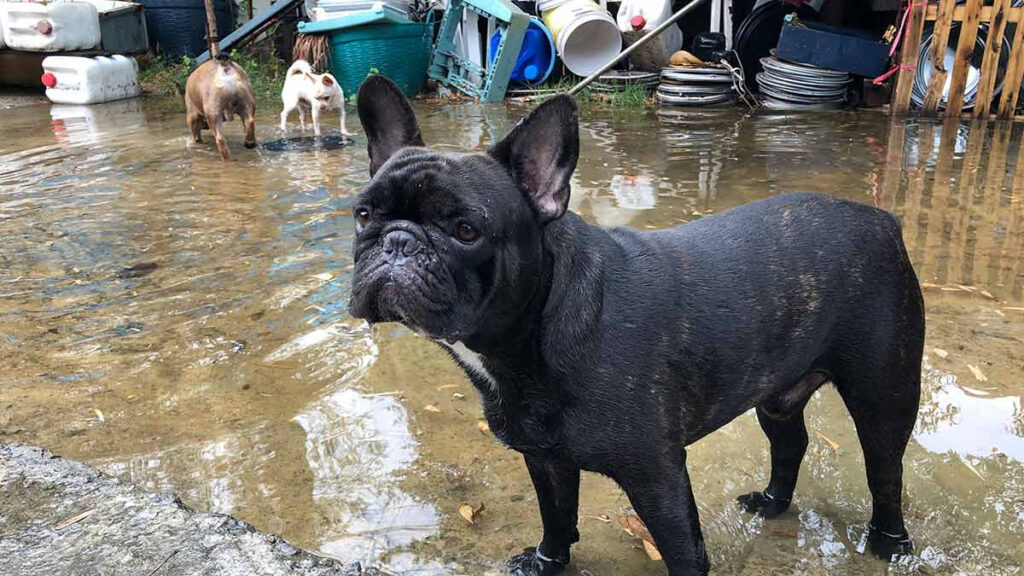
[382,230,420,262]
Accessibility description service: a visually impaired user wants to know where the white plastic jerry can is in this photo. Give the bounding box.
[41,55,142,105]
[0,1,101,52]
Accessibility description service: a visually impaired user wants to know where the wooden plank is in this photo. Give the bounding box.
[973,0,1011,117]
[925,5,1024,24]
[893,2,929,113]
[997,10,1024,119]
[945,0,984,118]
[923,0,958,112]
[929,120,962,284]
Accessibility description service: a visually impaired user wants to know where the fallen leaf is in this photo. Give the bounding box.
[424,405,441,413]
[586,514,612,523]
[437,384,460,391]
[980,290,995,300]
[956,285,976,292]
[452,392,466,400]
[994,310,1006,317]
[94,409,105,423]
[54,508,97,530]
[477,420,490,433]
[815,431,840,450]
[618,514,660,560]
[459,503,485,525]
[932,347,949,359]
[967,364,988,382]
[642,539,662,561]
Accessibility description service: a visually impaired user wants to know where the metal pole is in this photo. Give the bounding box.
[568,0,709,96]
[204,0,220,56]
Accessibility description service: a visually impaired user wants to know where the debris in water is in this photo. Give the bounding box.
[94,409,105,423]
[815,431,839,450]
[424,405,441,413]
[54,508,98,530]
[932,348,949,359]
[115,263,159,279]
[452,392,466,400]
[967,364,988,382]
[477,420,490,433]
[586,514,612,523]
[459,503,485,525]
[618,513,661,560]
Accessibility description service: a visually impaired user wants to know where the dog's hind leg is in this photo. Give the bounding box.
[186,102,203,143]
[207,105,231,161]
[243,105,257,149]
[833,355,919,559]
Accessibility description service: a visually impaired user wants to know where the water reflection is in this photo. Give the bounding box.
[0,100,1022,575]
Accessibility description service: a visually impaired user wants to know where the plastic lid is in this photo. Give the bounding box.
[41,73,57,88]
[630,15,646,30]
[523,64,540,82]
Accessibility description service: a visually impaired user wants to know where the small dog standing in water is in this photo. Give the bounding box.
[279,59,351,137]
[349,76,925,576]
[184,53,257,161]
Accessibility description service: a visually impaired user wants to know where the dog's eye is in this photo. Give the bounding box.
[454,221,479,244]
[355,208,370,232]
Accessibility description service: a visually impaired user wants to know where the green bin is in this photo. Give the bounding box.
[298,7,432,99]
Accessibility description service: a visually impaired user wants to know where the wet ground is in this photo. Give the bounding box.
[0,97,1021,576]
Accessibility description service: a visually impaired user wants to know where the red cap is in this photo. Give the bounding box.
[631,15,646,30]
[41,73,57,88]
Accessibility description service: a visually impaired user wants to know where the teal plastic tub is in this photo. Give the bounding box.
[298,8,432,99]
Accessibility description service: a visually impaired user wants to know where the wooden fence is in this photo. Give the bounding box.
[893,0,1024,119]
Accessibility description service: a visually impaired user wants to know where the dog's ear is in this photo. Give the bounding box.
[322,75,335,86]
[357,76,424,177]
[489,95,579,223]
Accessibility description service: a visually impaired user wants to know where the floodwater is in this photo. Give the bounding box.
[0,97,1022,576]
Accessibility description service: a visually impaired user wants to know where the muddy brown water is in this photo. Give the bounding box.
[0,98,1022,576]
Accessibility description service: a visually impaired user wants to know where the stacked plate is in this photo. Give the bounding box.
[657,66,736,106]
[756,56,850,110]
[590,71,660,94]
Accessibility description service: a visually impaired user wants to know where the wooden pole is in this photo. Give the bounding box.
[204,0,220,56]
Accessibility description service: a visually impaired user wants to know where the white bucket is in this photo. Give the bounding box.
[542,0,622,77]
[41,55,141,105]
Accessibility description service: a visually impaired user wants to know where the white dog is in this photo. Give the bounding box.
[280,59,351,137]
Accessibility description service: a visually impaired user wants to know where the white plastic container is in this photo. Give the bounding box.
[542,0,622,77]
[616,0,682,71]
[0,19,6,49]
[0,1,101,52]
[41,55,141,105]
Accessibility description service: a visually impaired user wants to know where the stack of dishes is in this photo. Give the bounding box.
[756,55,850,110]
[590,71,660,94]
[656,66,736,106]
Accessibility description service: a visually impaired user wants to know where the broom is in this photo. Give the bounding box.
[292,34,331,73]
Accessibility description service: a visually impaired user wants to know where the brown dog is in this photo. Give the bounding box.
[185,54,257,161]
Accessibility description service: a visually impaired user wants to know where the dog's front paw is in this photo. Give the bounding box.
[507,548,566,576]
[736,491,791,519]
[867,525,913,560]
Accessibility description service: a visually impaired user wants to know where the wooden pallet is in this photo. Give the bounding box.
[892,0,1024,119]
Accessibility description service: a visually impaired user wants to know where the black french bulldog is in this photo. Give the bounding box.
[348,76,923,576]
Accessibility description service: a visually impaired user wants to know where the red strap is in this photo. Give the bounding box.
[890,2,928,58]
[873,64,915,85]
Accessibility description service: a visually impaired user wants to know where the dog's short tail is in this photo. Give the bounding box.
[287,59,314,77]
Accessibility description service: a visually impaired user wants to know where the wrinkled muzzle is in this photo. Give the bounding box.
[348,229,460,338]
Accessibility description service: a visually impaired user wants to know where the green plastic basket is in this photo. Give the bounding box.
[299,8,432,99]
